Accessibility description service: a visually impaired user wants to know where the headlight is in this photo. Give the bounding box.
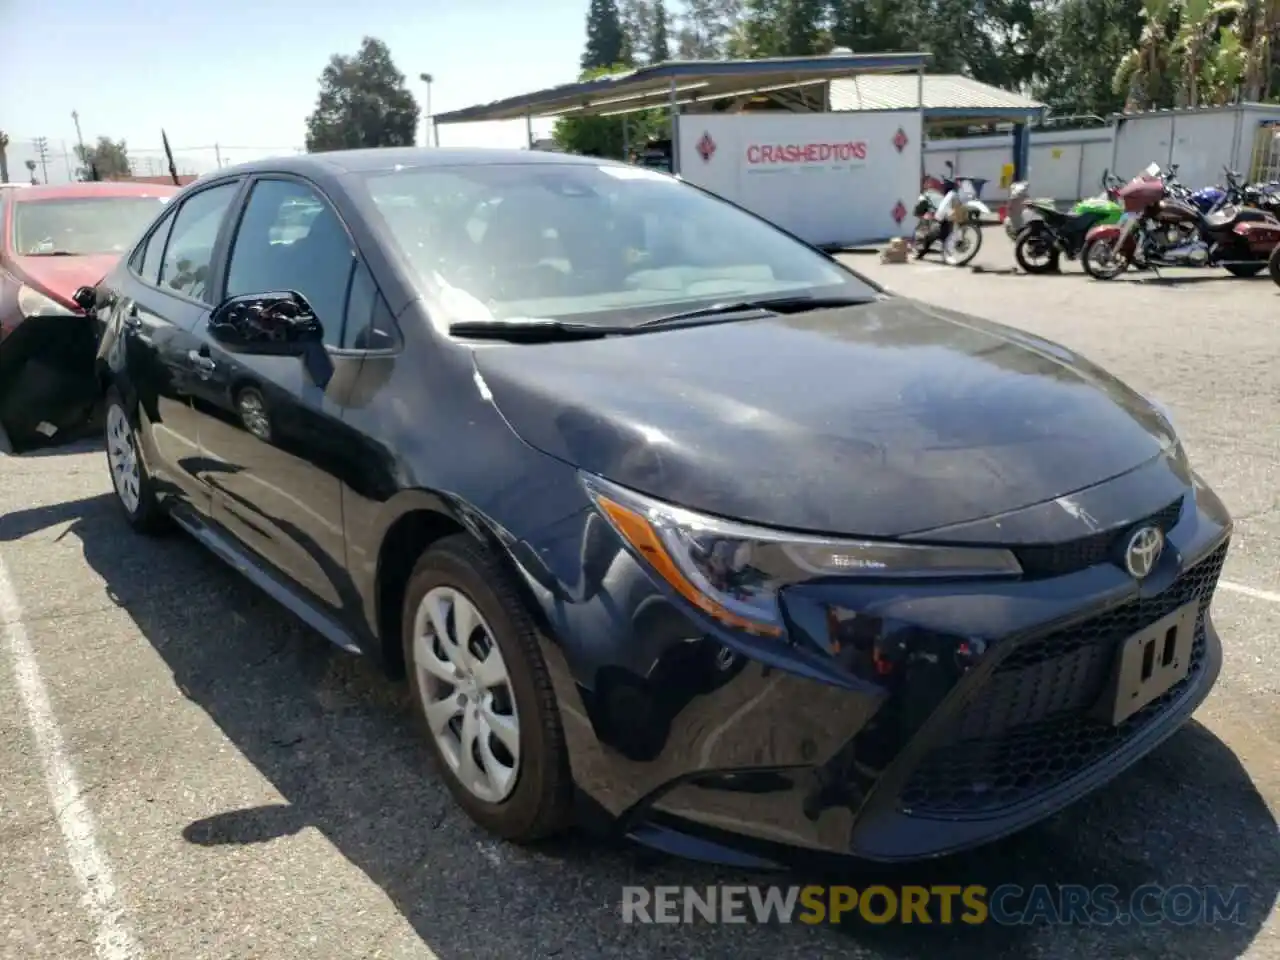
[18,284,76,317]
[1144,395,1188,467]
[582,474,1022,637]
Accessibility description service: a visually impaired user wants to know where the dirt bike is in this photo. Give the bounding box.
[1008,171,1126,274]
[912,161,990,267]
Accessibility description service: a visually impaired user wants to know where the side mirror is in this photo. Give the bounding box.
[207,291,323,357]
[72,285,97,312]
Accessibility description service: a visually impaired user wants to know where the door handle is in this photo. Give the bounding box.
[187,349,216,372]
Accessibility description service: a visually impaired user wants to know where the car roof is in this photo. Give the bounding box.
[9,182,180,202]
[210,147,620,179]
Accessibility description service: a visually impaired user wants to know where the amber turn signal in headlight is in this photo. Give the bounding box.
[580,473,1022,638]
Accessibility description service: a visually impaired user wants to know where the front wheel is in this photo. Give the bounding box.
[402,534,573,843]
[942,223,982,266]
[1225,263,1264,278]
[1082,236,1128,280]
[1014,228,1061,274]
[104,386,168,535]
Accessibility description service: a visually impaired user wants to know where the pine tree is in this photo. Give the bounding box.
[582,0,629,69]
[651,0,672,60]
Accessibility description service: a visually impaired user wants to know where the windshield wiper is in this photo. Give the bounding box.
[448,294,881,343]
[25,250,79,257]
[448,318,625,342]
[635,294,879,328]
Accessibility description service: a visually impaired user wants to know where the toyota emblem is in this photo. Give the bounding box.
[1123,526,1164,579]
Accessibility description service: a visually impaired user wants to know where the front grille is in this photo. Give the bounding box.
[899,540,1227,818]
[1013,497,1184,579]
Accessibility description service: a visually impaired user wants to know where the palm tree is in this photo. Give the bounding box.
[1234,0,1280,99]
[1114,0,1178,110]
[1174,0,1244,105]
[1204,23,1247,102]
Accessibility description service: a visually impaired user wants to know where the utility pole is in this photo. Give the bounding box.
[71,110,86,176]
[214,143,222,168]
[419,72,434,146]
[32,137,50,184]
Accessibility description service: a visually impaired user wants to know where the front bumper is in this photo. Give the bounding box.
[525,460,1232,866]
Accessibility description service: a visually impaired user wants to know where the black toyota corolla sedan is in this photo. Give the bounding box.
[82,147,1231,867]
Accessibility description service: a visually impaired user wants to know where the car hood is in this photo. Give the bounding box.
[12,254,117,303]
[472,298,1174,538]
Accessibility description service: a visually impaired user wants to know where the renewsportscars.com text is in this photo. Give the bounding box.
[621,884,1249,926]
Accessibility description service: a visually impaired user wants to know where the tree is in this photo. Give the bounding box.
[583,0,630,68]
[1113,0,1180,109]
[554,64,667,158]
[676,0,744,56]
[1035,0,1144,116]
[0,131,8,184]
[783,0,829,53]
[651,0,673,59]
[74,137,131,180]
[1174,0,1243,105]
[305,37,420,152]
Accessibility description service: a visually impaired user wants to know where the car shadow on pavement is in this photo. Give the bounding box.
[2,493,1277,960]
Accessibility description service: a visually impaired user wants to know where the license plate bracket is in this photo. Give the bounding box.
[1096,602,1199,726]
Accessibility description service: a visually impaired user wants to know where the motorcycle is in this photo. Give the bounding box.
[1009,170,1127,274]
[1081,162,1280,280]
[912,161,990,266]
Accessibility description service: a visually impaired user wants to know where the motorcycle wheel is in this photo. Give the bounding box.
[1225,263,1264,278]
[942,223,982,266]
[1082,236,1127,280]
[1014,229,1061,274]
[912,220,932,255]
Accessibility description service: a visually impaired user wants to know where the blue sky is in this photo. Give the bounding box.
[1,0,578,182]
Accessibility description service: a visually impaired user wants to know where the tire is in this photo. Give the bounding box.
[1271,246,1280,287]
[103,385,168,535]
[1225,263,1264,278]
[1082,236,1127,280]
[1014,228,1061,274]
[402,533,573,843]
[912,221,932,258]
[233,385,273,442]
[943,223,982,266]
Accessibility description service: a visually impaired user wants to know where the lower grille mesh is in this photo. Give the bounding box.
[899,541,1228,818]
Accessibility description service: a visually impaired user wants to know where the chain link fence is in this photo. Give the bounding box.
[2,137,305,185]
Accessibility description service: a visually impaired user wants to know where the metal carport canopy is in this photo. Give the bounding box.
[431,53,933,124]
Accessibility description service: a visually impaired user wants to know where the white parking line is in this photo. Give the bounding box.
[1220,580,1280,605]
[0,556,144,960]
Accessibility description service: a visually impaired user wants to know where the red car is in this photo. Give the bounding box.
[0,181,178,449]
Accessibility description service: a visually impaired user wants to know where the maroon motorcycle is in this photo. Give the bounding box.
[1081,163,1280,280]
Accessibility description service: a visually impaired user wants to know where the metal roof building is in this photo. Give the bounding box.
[828,74,1046,124]
[432,53,933,128]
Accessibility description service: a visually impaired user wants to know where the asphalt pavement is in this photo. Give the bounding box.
[0,232,1277,959]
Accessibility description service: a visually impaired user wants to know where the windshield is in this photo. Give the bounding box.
[358,162,875,326]
[11,196,170,256]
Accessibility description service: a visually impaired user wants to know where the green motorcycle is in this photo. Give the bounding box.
[1006,171,1126,274]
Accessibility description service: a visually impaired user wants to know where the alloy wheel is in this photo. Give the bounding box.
[106,402,141,515]
[412,585,521,803]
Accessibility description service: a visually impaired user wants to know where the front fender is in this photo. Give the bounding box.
[1085,223,1123,243]
[1016,219,1052,240]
